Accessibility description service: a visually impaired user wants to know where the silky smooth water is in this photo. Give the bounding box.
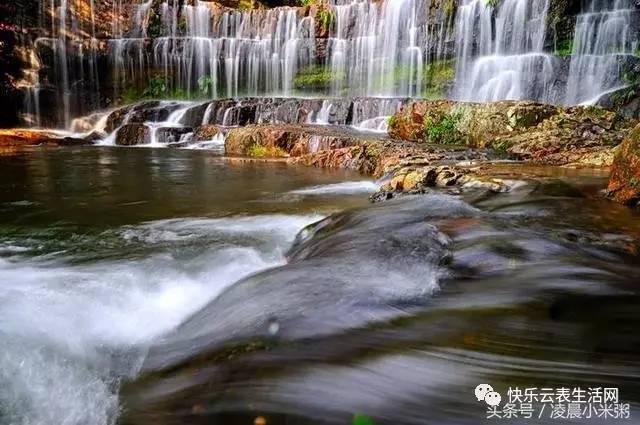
[0,148,372,425]
[2,150,640,425]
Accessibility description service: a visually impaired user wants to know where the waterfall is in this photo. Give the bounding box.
[453,0,556,103]
[565,0,640,105]
[111,2,307,101]
[109,0,432,102]
[327,0,424,97]
[15,0,640,129]
[20,0,101,128]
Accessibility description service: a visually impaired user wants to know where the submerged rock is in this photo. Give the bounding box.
[607,124,640,207]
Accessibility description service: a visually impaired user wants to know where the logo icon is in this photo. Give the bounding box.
[475,384,502,406]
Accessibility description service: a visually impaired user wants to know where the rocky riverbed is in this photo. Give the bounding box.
[2,98,639,208]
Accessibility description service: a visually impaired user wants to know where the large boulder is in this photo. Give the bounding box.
[224,124,370,158]
[115,124,150,146]
[193,125,224,142]
[606,124,640,207]
[597,84,640,120]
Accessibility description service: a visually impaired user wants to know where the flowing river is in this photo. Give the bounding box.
[1,148,640,424]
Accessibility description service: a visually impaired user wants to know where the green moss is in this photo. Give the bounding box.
[554,39,574,56]
[293,66,342,91]
[444,0,457,18]
[422,59,455,99]
[248,144,267,157]
[387,115,398,128]
[248,144,288,158]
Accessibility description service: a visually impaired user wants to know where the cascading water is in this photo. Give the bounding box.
[109,0,436,102]
[327,0,424,97]
[14,0,640,129]
[565,0,640,105]
[453,0,557,103]
[111,1,310,100]
[21,0,101,128]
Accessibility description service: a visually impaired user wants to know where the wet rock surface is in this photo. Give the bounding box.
[0,129,91,147]
[115,124,150,146]
[225,124,388,158]
[607,124,640,207]
[388,100,636,167]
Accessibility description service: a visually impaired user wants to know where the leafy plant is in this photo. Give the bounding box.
[198,75,215,96]
[424,111,462,145]
[147,9,163,38]
[485,0,499,7]
[317,8,335,30]
[143,76,168,98]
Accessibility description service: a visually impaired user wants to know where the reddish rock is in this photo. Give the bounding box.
[193,125,223,142]
[607,124,640,207]
[225,124,368,158]
[388,100,634,167]
[0,129,89,147]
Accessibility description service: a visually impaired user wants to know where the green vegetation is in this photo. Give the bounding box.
[424,111,462,144]
[485,0,499,7]
[120,75,196,104]
[293,66,342,91]
[248,143,287,157]
[198,75,215,96]
[423,59,455,99]
[237,0,255,10]
[147,8,163,38]
[444,0,457,18]
[554,39,574,56]
[387,115,398,128]
[317,8,335,30]
[611,86,639,104]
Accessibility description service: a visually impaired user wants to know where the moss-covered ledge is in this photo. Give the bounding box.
[387,100,636,167]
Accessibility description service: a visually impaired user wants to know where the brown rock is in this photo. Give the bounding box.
[388,100,634,166]
[0,129,89,147]
[225,124,375,158]
[606,124,640,206]
[193,125,223,141]
[115,124,150,146]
